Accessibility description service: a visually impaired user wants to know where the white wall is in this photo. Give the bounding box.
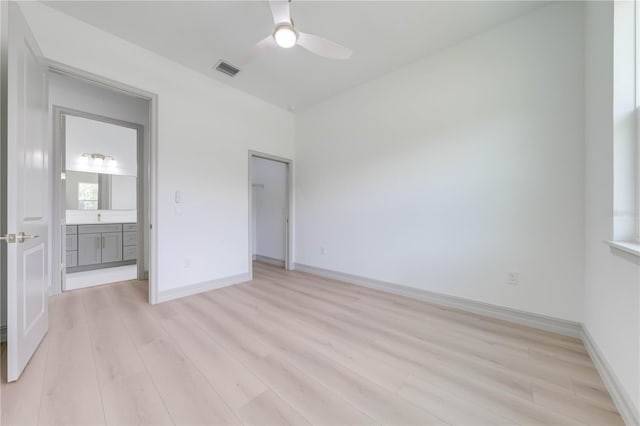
[19,2,295,297]
[252,157,287,261]
[65,115,137,177]
[584,1,640,418]
[50,71,149,156]
[111,175,137,210]
[295,2,585,322]
[50,71,149,122]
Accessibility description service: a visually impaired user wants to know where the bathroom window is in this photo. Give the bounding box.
[78,182,99,210]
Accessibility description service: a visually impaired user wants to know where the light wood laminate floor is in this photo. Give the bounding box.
[1,262,623,425]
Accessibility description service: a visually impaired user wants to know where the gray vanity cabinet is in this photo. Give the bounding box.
[67,223,134,273]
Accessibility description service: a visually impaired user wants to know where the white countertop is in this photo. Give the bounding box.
[66,222,137,225]
[66,209,137,224]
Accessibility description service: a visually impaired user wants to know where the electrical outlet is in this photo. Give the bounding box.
[507,272,519,285]
[320,246,326,255]
[184,258,191,268]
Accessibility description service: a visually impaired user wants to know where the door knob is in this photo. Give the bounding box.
[0,233,39,244]
[16,232,39,243]
[0,234,17,244]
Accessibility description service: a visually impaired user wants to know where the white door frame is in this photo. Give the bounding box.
[248,150,293,278]
[47,60,159,304]
[53,106,146,292]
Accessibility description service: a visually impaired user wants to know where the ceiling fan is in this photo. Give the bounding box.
[238,0,353,65]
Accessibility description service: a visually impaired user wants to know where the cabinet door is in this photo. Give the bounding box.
[78,233,102,266]
[66,234,77,251]
[123,245,137,261]
[101,232,123,263]
[66,251,78,268]
[123,231,137,247]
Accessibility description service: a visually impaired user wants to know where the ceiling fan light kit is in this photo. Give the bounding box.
[273,24,297,48]
[234,0,353,66]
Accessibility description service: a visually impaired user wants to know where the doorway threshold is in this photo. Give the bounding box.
[65,264,137,291]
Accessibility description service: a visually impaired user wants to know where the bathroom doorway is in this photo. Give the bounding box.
[50,71,151,292]
[59,111,143,290]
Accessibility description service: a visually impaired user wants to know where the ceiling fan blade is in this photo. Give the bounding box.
[237,35,277,66]
[296,32,352,60]
[269,0,291,25]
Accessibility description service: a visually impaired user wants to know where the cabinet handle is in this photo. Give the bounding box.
[96,236,100,249]
[102,236,106,249]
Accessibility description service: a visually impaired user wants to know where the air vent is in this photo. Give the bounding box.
[215,60,240,77]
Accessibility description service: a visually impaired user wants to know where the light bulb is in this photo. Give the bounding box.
[274,25,297,48]
[93,157,103,165]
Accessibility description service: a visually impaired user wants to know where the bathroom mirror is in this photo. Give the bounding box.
[64,114,138,213]
[65,170,137,211]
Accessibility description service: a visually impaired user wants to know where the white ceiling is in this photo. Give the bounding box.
[45,1,545,111]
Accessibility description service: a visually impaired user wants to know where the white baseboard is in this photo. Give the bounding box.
[293,263,582,338]
[254,255,285,268]
[582,327,639,426]
[156,272,251,303]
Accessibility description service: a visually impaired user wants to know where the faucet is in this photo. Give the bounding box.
[97,212,101,222]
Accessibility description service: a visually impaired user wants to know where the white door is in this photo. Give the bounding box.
[5,2,50,382]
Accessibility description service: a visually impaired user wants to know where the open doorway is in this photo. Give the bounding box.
[249,151,292,274]
[49,69,154,296]
[58,110,142,290]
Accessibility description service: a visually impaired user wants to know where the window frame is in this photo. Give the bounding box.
[77,181,99,210]
[635,0,640,243]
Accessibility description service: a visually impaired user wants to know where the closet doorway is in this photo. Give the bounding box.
[249,151,292,274]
